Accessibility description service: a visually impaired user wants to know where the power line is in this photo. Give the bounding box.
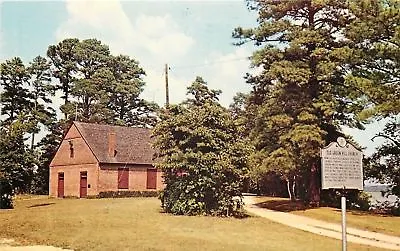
[165,63,169,108]
[170,56,250,71]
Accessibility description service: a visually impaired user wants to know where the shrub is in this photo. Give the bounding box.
[372,200,400,216]
[0,177,13,209]
[350,191,372,211]
[153,78,251,217]
[321,189,371,211]
[97,190,160,199]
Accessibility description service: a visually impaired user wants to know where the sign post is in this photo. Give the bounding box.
[321,137,363,251]
[341,195,347,251]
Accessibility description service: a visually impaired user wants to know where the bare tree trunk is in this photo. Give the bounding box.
[291,175,296,201]
[286,178,292,201]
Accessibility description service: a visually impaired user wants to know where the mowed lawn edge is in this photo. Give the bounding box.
[0,197,390,251]
[253,196,400,237]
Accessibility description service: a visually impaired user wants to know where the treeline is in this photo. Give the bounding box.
[0,38,158,208]
[153,0,399,216]
[1,0,399,215]
[231,0,399,212]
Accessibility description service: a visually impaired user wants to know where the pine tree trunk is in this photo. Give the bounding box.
[31,132,35,150]
[291,175,296,201]
[64,91,69,119]
[286,178,292,201]
[308,163,320,206]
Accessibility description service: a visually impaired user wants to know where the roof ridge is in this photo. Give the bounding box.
[73,121,154,165]
[73,122,101,163]
[73,121,152,130]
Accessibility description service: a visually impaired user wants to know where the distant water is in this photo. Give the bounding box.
[365,185,399,205]
[367,192,398,204]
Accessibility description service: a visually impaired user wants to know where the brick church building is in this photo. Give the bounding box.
[49,122,163,198]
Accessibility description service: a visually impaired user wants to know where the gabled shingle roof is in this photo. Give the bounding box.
[74,122,154,164]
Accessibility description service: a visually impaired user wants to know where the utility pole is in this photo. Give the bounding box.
[31,100,37,150]
[75,103,78,121]
[165,63,169,108]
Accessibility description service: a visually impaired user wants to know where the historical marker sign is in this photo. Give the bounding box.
[321,137,363,251]
[321,137,363,190]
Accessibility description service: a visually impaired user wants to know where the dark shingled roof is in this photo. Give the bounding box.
[74,122,154,164]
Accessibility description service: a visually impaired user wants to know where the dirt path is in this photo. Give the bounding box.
[243,196,400,250]
[0,239,72,251]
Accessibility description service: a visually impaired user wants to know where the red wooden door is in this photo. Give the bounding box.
[58,172,64,198]
[146,168,157,189]
[118,168,129,189]
[80,171,87,198]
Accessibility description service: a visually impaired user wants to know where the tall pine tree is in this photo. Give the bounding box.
[234,0,363,204]
[0,57,33,124]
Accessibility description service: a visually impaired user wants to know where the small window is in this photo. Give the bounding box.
[69,140,74,158]
[118,168,129,189]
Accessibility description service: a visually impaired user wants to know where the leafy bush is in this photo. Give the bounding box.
[63,196,79,199]
[350,191,372,211]
[153,77,251,217]
[321,189,371,211]
[371,200,400,216]
[96,190,160,199]
[0,177,13,209]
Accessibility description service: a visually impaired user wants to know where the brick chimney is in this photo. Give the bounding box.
[108,132,116,157]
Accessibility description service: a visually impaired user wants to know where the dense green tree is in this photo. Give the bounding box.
[47,38,158,126]
[0,120,36,194]
[153,77,251,216]
[0,171,13,209]
[27,55,56,149]
[66,39,111,122]
[364,119,400,213]
[345,0,399,212]
[47,38,79,108]
[233,0,363,204]
[229,92,248,120]
[0,57,33,124]
[106,55,158,127]
[1,56,57,196]
[28,56,54,106]
[345,0,399,120]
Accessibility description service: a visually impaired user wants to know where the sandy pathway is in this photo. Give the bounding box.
[0,239,72,251]
[243,196,400,250]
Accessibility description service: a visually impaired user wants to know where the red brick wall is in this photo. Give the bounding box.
[49,124,98,197]
[99,164,164,192]
[156,169,164,190]
[49,164,99,197]
[50,124,98,167]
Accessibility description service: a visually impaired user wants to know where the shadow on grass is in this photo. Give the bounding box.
[255,199,314,212]
[158,209,252,219]
[28,203,55,208]
[332,208,396,217]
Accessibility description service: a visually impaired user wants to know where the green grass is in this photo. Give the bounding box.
[0,197,389,251]
[253,196,400,237]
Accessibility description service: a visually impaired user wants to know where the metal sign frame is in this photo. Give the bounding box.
[321,137,363,190]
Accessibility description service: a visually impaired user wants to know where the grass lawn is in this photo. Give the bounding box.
[253,196,400,237]
[0,197,389,251]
